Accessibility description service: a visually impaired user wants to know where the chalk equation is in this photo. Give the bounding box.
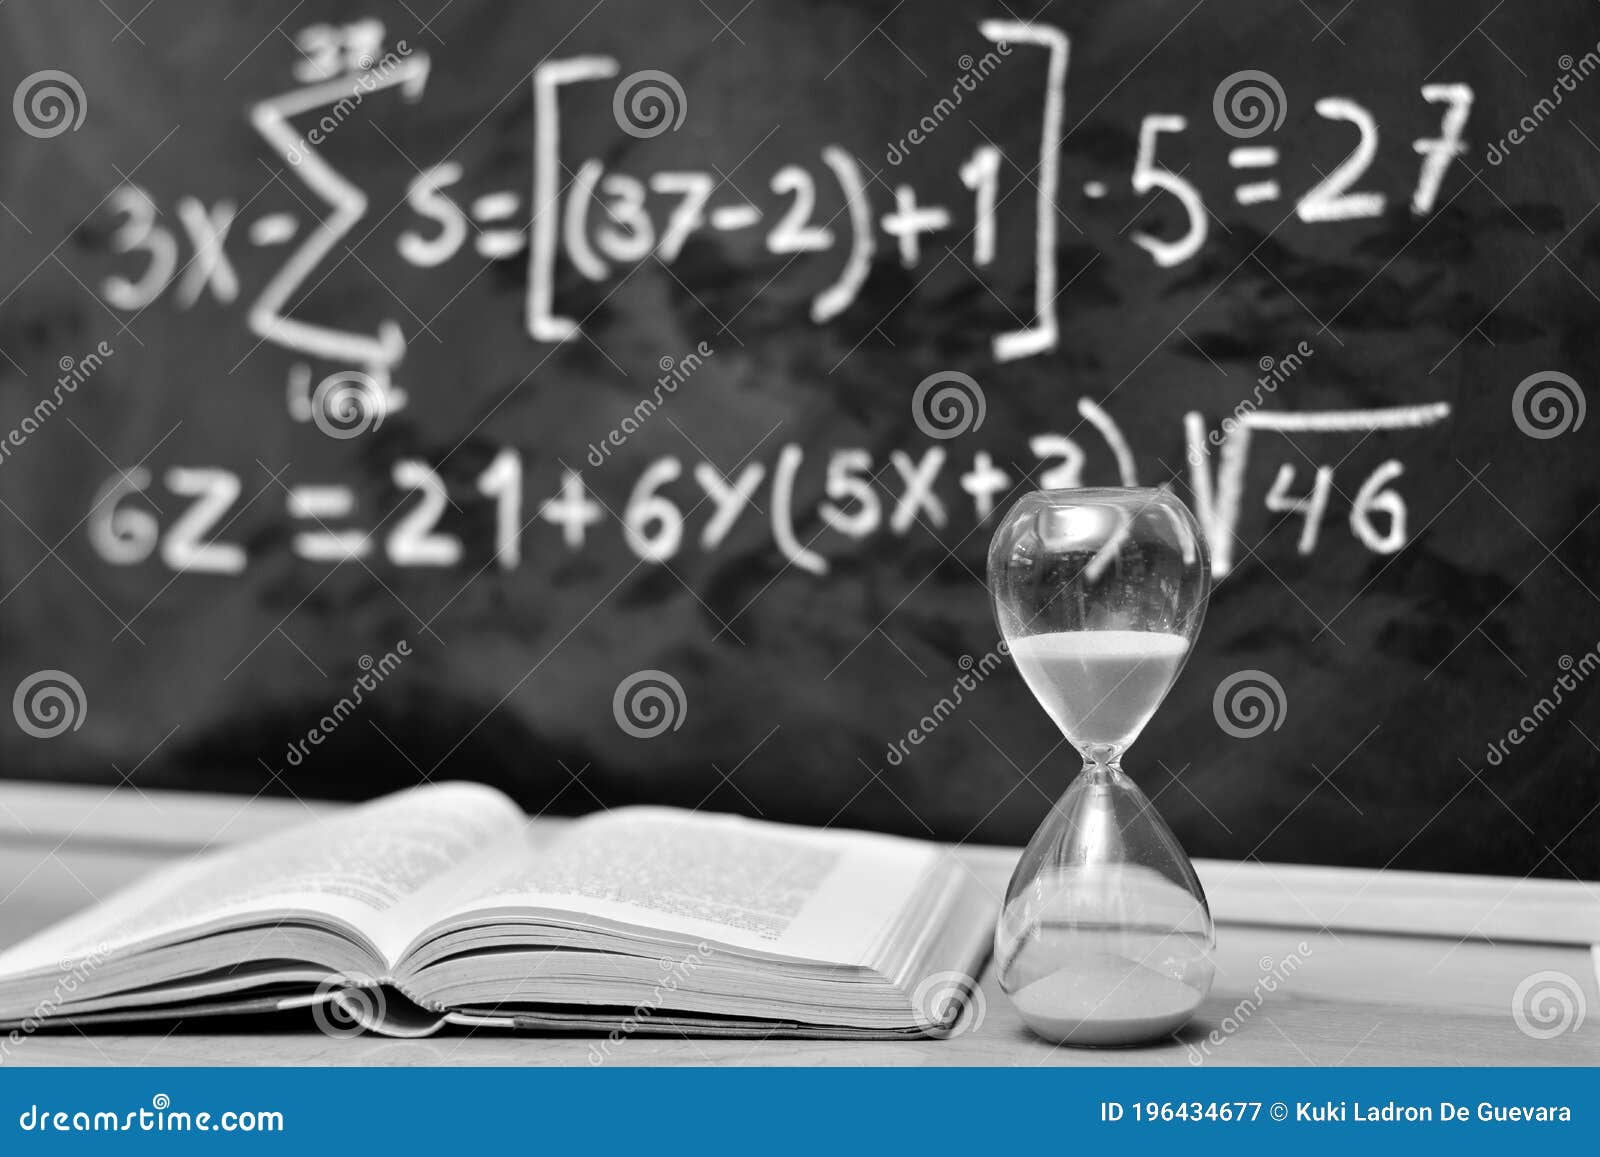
[93,17,1477,414]
[85,401,1451,581]
[80,16,1464,585]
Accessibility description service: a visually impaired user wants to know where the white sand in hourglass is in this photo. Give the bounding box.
[1001,863,1213,1045]
[1007,630,1189,749]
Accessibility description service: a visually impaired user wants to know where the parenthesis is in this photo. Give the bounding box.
[563,158,610,282]
[811,146,874,324]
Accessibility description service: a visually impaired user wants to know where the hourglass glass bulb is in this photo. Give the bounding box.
[995,766,1216,1044]
[987,488,1216,1046]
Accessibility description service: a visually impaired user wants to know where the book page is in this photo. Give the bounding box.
[417,807,943,967]
[0,782,524,977]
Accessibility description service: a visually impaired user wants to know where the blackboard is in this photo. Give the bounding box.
[1,0,1596,879]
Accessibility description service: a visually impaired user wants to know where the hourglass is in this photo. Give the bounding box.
[987,487,1214,1046]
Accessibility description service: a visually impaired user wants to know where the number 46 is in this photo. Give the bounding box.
[1266,460,1407,558]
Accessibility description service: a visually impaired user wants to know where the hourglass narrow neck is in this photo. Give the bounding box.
[1078,743,1127,783]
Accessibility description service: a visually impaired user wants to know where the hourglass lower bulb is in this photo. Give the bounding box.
[988,488,1215,1046]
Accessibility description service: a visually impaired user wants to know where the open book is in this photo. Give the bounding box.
[0,784,996,1039]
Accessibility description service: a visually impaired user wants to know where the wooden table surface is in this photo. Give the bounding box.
[1,783,1596,1066]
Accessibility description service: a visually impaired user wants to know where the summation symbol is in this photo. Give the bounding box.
[1228,147,1280,205]
[248,51,430,424]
